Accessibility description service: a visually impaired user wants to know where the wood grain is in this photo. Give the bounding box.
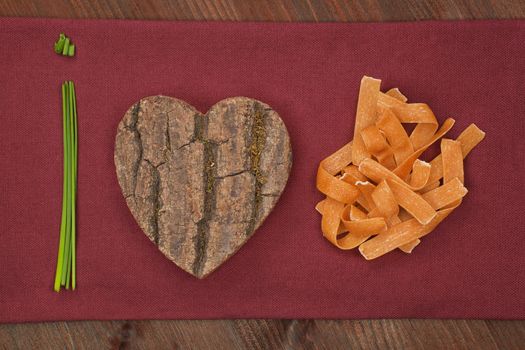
[2,320,525,349]
[1,0,524,349]
[1,0,525,21]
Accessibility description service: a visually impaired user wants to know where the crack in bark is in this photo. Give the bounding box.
[245,102,267,237]
[192,113,217,277]
[144,158,165,169]
[150,163,161,246]
[215,169,250,180]
[177,137,229,151]
[129,101,143,201]
[177,140,194,150]
[164,113,171,153]
[126,101,163,246]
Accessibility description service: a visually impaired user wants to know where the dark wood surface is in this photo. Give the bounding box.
[1,1,524,349]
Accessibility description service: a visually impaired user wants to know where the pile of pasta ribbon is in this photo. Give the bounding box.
[316,76,485,260]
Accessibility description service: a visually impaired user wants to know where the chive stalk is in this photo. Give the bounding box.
[71,82,77,290]
[54,81,78,292]
[60,83,71,286]
[53,83,68,292]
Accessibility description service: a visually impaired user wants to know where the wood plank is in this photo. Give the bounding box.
[1,0,524,349]
[0,0,524,20]
[2,320,525,349]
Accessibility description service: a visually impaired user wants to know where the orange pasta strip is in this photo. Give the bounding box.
[342,165,367,183]
[315,198,326,214]
[320,141,353,175]
[341,206,386,235]
[316,165,360,203]
[425,124,486,186]
[383,88,411,181]
[350,205,368,220]
[361,125,388,154]
[399,238,421,253]
[316,142,359,203]
[320,201,381,250]
[355,181,376,211]
[440,137,466,209]
[337,222,348,235]
[359,208,453,260]
[359,158,423,191]
[377,92,436,124]
[386,179,436,225]
[356,195,372,212]
[441,139,464,184]
[341,168,371,210]
[359,158,406,185]
[337,233,371,250]
[377,151,396,170]
[421,178,468,210]
[360,124,396,169]
[387,215,401,226]
[341,171,370,212]
[338,205,386,249]
[341,218,386,236]
[393,118,455,179]
[377,92,438,149]
[369,207,404,238]
[371,180,399,219]
[386,88,408,103]
[384,214,419,253]
[421,181,440,193]
[397,209,413,222]
[376,108,414,165]
[321,197,345,246]
[352,76,381,165]
[317,199,349,235]
[408,159,431,189]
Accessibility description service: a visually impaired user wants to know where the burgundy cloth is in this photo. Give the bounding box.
[0,18,524,323]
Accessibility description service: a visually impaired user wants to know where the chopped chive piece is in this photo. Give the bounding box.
[54,33,66,54]
[62,38,70,56]
[54,33,76,57]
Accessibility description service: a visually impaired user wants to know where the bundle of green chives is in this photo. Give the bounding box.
[54,81,77,292]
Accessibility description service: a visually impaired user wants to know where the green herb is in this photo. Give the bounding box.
[54,81,78,292]
[62,37,70,56]
[71,82,77,290]
[54,33,75,57]
[54,33,66,54]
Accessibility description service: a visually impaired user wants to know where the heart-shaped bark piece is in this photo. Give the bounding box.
[114,96,292,278]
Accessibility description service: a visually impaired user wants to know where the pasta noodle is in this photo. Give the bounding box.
[315,76,485,259]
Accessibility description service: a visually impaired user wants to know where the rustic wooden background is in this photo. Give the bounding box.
[1,1,524,349]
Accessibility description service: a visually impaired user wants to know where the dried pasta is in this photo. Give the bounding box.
[315,76,485,259]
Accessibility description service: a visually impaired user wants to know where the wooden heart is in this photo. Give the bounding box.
[114,96,292,278]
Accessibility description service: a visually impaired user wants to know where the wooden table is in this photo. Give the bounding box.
[1,1,524,349]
